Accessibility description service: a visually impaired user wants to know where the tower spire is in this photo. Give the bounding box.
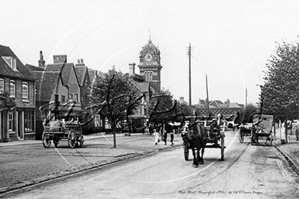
[148,30,151,42]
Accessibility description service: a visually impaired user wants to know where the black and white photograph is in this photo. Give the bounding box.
[0,0,298,198]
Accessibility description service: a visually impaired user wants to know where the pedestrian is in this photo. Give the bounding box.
[144,125,149,135]
[153,128,160,145]
[170,126,175,146]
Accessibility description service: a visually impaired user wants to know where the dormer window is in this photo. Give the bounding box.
[2,56,17,71]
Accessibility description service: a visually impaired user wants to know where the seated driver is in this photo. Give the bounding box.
[209,118,220,145]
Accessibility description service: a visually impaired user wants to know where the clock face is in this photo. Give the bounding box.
[145,54,152,62]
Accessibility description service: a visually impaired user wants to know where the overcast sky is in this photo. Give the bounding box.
[1,0,298,105]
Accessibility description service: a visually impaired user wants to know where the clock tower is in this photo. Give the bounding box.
[138,38,162,93]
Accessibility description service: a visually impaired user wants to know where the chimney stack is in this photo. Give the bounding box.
[53,55,67,64]
[38,50,45,67]
[129,63,135,77]
[76,58,85,66]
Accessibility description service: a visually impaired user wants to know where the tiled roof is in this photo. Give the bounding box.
[45,63,78,86]
[34,71,63,102]
[75,66,86,86]
[0,45,35,81]
[25,64,44,72]
[132,81,149,93]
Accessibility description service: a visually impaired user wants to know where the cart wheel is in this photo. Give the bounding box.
[53,136,59,148]
[79,135,84,148]
[68,130,76,148]
[184,146,189,161]
[239,130,244,143]
[220,133,225,160]
[42,131,51,148]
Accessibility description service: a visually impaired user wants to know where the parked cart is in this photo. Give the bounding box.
[250,114,273,146]
[42,120,84,148]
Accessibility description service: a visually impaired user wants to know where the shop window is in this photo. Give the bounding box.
[8,111,14,131]
[24,111,34,132]
[9,80,15,98]
[22,82,29,101]
[0,78,4,94]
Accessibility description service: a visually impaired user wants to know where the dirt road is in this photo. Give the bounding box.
[3,131,298,199]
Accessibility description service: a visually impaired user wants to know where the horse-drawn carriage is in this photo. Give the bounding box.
[239,114,273,146]
[42,120,84,148]
[250,114,273,146]
[182,116,226,166]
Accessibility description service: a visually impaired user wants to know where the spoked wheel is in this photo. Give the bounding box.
[78,134,84,148]
[68,130,77,148]
[42,131,51,148]
[220,133,225,161]
[239,130,244,143]
[184,145,189,161]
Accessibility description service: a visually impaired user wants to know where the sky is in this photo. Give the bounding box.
[0,0,298,105]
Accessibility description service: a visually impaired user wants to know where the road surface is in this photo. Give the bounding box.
[3,131,298,199]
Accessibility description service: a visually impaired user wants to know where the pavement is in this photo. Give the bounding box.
[0,132,183,195]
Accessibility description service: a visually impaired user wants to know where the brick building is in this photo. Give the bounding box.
[0,45,36,141]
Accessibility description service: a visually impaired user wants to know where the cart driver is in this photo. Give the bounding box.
[209,118,220,145]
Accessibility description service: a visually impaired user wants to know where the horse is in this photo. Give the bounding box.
[182,121,208,167]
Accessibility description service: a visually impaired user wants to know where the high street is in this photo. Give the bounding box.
[0,131,298,199]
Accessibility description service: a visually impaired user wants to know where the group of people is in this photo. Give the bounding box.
[147,123,177,146]
[145,118,222,146]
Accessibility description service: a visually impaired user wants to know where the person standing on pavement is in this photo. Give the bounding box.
[170,125,175,146]
[153,128,160,145]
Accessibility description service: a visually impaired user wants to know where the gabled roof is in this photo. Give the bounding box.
[45,63,79,86]
[34,71,64,102]
[132,81,149,93]
[75,66,86,86]
[0,45,35,81]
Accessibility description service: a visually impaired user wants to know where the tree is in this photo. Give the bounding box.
[90,70,140,147]
[240,103,258,123]
[262,38,299,122]
[147,89,177,126]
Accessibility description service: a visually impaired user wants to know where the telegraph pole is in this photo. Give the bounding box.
[187,43,192,108]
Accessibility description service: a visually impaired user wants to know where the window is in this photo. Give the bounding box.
[0,78,4,94]
[10,80,15,98]
[61,95,65,103]
[22,82,29,100]
[69,94,73,101]
[144,71,153,81]
[2,56,17,70]
[8,111,14,131]
[24,111,34,132]
[74,94,78,103]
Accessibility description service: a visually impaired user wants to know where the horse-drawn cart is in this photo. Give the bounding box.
[239,123,252,143]
[42,120,84,148]
[182,118,226,163]
[250,114,273,146]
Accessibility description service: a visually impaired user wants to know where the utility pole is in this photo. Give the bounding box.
[206,74,210,114]
[187,43,192,108]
